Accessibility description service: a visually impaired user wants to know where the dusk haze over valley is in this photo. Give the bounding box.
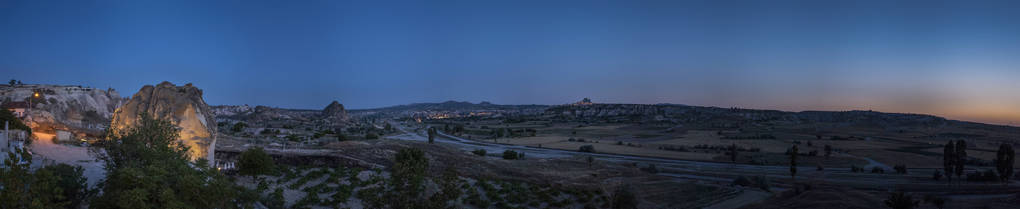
[2,1,1019,209]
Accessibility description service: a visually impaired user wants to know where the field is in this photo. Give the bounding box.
[428,119,1020,169]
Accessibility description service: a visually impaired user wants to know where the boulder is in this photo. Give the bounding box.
[110,81,217,162]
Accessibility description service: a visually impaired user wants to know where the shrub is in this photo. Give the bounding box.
[472,149,487,156]
[579,145,596,153]
[503,150,520,160]
[894,164,908,174]
[365,132,379,139]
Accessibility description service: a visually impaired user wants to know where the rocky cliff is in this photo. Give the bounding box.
[0,84,126,136]
[110,81,217,162]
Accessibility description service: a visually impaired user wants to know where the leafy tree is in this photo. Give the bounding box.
[0,148,87,209]
[365,132,379,139]
[337,133,347,141]
[587,155,594,167]
[0,108,32,139]
[955,140,967,180]
[427,127,436,144]
[231,122,247,133]
[884,192,919,209]
[91,114,244,209]
[38,164,91,208]
[388,148,428,208]
[996,143,1015,184]
[790,145,798,180]
[238,146,276,183]
[943,142,955,184]
[8,79,15,86]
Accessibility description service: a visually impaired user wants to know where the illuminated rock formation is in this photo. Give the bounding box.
[110,81,217,162]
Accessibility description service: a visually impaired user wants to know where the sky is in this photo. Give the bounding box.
[1,0,1019,125]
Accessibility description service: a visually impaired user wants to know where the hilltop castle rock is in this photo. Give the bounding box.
[110,81,217,162]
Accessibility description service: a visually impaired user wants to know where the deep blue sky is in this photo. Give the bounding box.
[2,0,1019,125]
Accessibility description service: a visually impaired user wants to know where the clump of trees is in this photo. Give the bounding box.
[0,148,91,209]
[91,114,247,208]
[942,140,969,184]
[238,146,276,183]
[0,109,32,143]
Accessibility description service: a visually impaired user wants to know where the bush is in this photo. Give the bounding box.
[238,146,276,181]
[472,149,487,156]
[579,145,596,153]
[365,132,379,139]
[503,150,520,160]
[894,164,907,174]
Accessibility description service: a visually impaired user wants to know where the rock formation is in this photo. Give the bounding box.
[110,81,217,162]
[321,100,349,122]
[0,84,126,135]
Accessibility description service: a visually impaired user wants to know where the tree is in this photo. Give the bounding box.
[995,143,1015,184]
[587,155,594,168]
[884,192,919,209]
[38,164,91,208]
[943,142,955,184]
[0,108,33,140]
[8,79,15,86]
[238,146,276,184]
[955,140,967,180]
[389,148,428,208]
[366,132,379,139]
[790,145,798,180]
[91,114,244,209]
[337,133,347,141]
[231,122,247,133]
[427,127,436,144]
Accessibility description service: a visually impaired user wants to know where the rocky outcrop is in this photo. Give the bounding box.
[321,100,348,122]
[110,81,217,162]
[0,84,126,135]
